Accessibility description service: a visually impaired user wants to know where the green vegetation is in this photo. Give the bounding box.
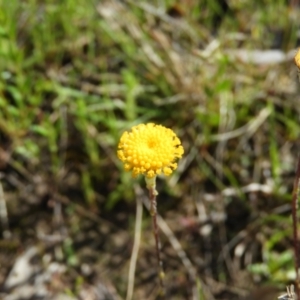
[0,0,299,299]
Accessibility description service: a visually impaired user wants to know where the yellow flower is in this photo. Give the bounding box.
[295,48,300,69]
[117,123,184,178]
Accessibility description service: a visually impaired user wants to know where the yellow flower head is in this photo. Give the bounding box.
[295,48,300,69]
[117,123,184,178]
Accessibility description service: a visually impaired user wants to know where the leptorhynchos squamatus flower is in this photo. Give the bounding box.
[117,123,184,179]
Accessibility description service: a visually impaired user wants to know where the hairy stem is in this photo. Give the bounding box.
[148,185,165,296]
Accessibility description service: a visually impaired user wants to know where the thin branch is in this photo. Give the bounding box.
[148,185,165,296]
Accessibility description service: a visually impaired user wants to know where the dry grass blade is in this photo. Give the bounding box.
[211,107,271,142]
[278,285,296,300]
[0,178,11,239]
[126,185,143,300]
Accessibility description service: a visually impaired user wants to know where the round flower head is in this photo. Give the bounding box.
[295,48,300,69]
[117,123,184,178]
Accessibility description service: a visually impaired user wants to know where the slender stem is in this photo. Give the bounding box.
[292,156,300,299]
[149,186,165,296]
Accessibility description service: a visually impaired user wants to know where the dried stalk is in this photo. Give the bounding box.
[146,176,165,296]
[149,186,165,296]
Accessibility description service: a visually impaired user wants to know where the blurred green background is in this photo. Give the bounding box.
[0,0,300,299]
